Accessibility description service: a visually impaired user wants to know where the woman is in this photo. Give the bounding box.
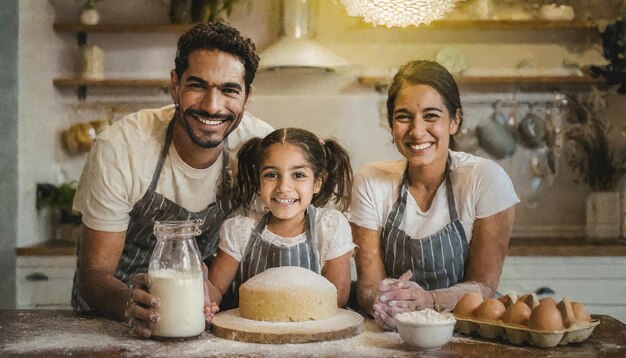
[350,60,519,330]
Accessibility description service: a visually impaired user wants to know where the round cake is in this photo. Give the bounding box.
[239,266,337,322]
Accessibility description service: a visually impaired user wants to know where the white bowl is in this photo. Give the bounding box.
[395,311,456,350]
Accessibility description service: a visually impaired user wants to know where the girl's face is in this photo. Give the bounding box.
[391,84,459,169]
[259,143,322,224]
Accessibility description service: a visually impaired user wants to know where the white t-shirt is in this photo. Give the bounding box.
[350,150,520,243]
[73,104,273,232]
[218,207,356,269]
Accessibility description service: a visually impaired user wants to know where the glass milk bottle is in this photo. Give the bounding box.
[148,219,205,338]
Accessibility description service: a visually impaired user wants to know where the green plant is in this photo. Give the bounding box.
[590,14,626,93]
[36,182,82,224]
[191,0,244,23]
[563,95,625,191]
[81,0,98,10]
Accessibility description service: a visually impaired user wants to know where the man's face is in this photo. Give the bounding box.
[170,49,249,149]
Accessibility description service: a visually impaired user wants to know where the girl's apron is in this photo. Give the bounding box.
[225,205,320,308]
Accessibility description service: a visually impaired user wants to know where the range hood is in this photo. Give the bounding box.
[259,0,349,70]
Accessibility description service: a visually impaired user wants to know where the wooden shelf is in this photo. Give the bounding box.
[54,20,598,34]
[53,78,170,88]
[53,23,194,33]
[359,75,602,91]
[419,19,597,30]
[53,78,171,99]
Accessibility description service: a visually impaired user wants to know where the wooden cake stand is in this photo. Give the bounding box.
[211,308,364,344]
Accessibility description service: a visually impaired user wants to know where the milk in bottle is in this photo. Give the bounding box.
[148,219,205,338]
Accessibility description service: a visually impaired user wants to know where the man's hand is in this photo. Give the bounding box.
[125,273,161,338]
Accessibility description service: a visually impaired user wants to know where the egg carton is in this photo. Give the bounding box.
[454,316,600,348]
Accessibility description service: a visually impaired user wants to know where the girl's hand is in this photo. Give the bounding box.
[204,302,220,323]
[202,263,219,323]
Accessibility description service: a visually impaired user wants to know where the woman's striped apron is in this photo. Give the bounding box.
[381,156,469,289]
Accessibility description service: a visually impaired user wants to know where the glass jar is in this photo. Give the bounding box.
[148,219,205,338]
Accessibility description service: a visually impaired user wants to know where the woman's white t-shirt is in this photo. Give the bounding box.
[350,150,520,243]
[219,207,356,269]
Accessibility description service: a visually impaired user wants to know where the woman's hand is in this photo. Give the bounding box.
[125,273,161,338]
[373,271,434,330]
[203,263,220,323]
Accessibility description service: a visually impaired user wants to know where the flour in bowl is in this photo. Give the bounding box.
[395,308,456,324]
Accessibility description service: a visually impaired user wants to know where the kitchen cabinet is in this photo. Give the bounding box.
[16,256,75,309]
[498,256,626,323]
[52,19,602,97]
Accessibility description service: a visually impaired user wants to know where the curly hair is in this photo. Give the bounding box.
[175,21,259,93]
[235,128,354,212]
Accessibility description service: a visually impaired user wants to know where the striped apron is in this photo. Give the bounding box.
[72,118,234,312]
[381,156,469,290]
[226,205,320,308]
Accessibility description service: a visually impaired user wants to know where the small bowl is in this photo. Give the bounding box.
[395,310,456,350]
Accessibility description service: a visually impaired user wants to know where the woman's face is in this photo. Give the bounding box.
[391,84,459,169]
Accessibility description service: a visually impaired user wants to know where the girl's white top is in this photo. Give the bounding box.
[219,207,356,268]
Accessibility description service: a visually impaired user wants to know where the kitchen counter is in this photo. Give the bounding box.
[1,310,624,357]
[16,237,626,256]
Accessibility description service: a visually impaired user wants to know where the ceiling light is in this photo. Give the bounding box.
[341,0,463,28]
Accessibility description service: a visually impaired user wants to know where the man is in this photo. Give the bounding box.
[71,22,272,337]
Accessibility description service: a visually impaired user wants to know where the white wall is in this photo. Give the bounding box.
[18,1,65,247]
[16,0,626,248]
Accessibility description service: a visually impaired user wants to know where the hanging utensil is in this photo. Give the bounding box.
[518,106,548,149]
[476,103,517,159]
[530,147,556,178]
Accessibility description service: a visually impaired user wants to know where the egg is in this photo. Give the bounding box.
[497,293,517,309]
[453,292,483,318]
[519,293,539,310]
[556,298,576,328]
[501,300,532,326]
[473,298,506,322]
[571,302,592,322]
[539,296,557,306]
[528,302,564,331]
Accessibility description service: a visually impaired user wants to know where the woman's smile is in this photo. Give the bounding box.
[407,142,434,152]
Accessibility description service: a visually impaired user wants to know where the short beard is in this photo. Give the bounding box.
[181,108,237,148]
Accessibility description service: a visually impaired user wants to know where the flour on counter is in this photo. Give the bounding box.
[2,313,417,358]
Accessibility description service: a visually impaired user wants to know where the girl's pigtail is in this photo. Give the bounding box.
[235,137,262,209]
[314,139,353,212]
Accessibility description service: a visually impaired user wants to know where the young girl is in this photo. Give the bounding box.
[206,128,355,310]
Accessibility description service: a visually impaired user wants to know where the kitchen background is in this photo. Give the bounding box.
[1,0,625,314]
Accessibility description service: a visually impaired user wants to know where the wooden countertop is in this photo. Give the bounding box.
[16,237,626,257]
[506,237,626,256]
[0,310,623,357]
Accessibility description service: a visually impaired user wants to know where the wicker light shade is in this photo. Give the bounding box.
[341,0,462,28]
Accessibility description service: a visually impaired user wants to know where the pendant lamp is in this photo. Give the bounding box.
[341,0,463,28]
